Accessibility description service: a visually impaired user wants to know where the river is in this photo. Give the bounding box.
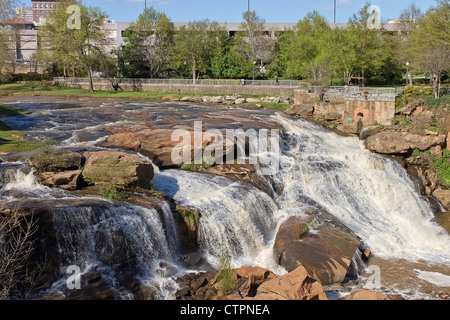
[0,96,449,300]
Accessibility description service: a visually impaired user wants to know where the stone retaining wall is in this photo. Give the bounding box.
[59,81,296,96]
[294,89,396,132]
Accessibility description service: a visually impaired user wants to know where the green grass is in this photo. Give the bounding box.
[0,82,293,107]
[0,105,31,116]
[0,122,44,153]
[240,102,290,110]
[0,104,43,153]
[433,150,450,189]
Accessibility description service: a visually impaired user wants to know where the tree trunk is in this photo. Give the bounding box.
[362,68,365,87]
[436,74,441,99]
[87,67,94,92]
[192,59,196,85]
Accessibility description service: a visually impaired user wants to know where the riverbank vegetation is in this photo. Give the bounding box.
[14,0,445,95]
[0,105,43,153]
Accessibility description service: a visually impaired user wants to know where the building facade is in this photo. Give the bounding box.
[31,0,58,24]
[7,0,406,75]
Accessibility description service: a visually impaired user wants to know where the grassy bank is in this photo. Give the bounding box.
[0,81,181,100]
[0,105,44,153]
[0,81,291,110]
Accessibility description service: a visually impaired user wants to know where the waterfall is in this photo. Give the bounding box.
[0,163,42,191]
[153,170,285,273]
[266,114,450,264]
[52,204,177,278]
[0,162,181,299]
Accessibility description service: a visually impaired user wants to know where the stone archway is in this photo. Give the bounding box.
[354,108,370,125]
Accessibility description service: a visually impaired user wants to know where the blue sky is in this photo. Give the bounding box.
[79,0,438,23]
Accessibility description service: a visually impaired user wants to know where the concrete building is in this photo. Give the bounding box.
[6,0,407,75]
[1,18,39,73]
[15,7,34,22]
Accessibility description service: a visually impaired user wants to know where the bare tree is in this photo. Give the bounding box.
[418,45,450,98]
[0,0,21,82]
[0,207,50,299]
[397,3,422,34]
[237,11,276,68]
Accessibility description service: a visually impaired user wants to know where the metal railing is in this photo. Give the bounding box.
[53,77,304,87]
[53,77,450,97]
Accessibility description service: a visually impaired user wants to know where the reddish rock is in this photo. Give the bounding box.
[344,288,388,300]
[254,266,328,300]
[365,132,446,154]
[37,170,82,190]
[273,216,360,285]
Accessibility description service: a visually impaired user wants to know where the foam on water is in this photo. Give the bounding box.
[267,114,450,264]
[153,170,286,274]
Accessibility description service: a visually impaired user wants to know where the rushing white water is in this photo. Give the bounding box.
[153,170,285,273]
[52,203,178,279]
[2,98,449,299]
[0,162,182,299]
[267,114,450,264]
[0,164,43,191]
[415,269,450,287]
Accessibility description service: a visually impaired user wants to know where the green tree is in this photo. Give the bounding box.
[277,11,333,84]
[118,7,174,78]
[410,0,450,98]
[347,2,387,86]
[38,1,112,91]
[172,20,226,82]
[235,10,276,77]
[328,27,358,85]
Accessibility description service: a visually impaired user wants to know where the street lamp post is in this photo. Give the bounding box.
[334,0,336,23]
[406,61,410,86]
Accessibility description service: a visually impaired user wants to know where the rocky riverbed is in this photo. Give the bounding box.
[0,95,449,300]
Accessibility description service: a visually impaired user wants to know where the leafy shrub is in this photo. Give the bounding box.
[433,150,450,189]
[28,144,68,172]
[216,253,235,295]
[83,156,135,199]
[421,87,433,95]
[411,148,421,157]
[402,84,420,95]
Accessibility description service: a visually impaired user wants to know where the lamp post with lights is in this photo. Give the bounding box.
[406,61,410,86]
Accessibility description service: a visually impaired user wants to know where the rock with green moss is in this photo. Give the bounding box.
[174,205,199,250]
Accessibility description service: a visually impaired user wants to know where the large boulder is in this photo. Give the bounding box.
[176,265,327,301]
[432,188,450,211]
[100,117,282,170]
[286,104,315,118]
[364,132,446,154]
[29,150,83,173]
[359,125,383,140]
[273,216,360,285]
[343,288,388,300]
[254,266,328,300]
[36,170,82,191]
[82,151,154,186]
[28,149,85,190]
[100,129,179,168]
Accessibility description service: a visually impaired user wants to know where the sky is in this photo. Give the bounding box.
[68,0,438,23]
